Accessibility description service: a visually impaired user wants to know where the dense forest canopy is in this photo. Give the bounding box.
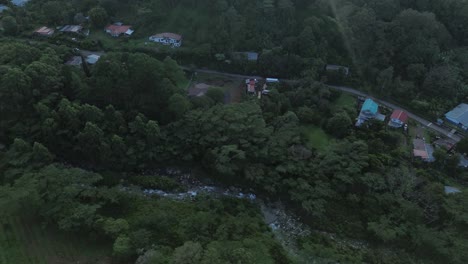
[0,0,468,263]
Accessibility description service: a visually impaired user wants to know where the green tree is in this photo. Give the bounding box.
[326,111,352,138]
[172,241,203,264]
[2,16,17,36]
[113,234,133,257]
[168,94,191,120]
[89,7,108,28]
[205,87,224,104]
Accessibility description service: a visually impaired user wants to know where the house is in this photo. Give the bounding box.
[388,109,408,128]
[246,79,257,93]
[34,26,55,37]
[105,24,134,37]
[445,103,468,130]
[188,83,211,97]
[85,54,100,65]
[59,25,83,34]
[149,33,182,47]
[413,138,435,162]
[355,98,385,126]
[326,64,350,76]
[65,56,82,67]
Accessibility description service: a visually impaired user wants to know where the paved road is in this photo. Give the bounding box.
[183,68,462,142]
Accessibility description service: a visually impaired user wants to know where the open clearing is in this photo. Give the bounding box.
[189,72,244,103]
[300,125,330,151]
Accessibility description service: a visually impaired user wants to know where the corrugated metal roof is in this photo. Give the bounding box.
[445,103,468,126]
[390,109,408,123]
[361,99,378,115]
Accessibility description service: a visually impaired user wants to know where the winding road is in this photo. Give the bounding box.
[186,67,462,142]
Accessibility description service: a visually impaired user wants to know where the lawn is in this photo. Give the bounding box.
[332,94,356,111]
[0,216,110,264]
[300,125,330,151]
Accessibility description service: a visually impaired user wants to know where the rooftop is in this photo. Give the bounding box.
[361,99,378,115]
[390,109,408,123]
[150,32,182,41]
[413,139,435,162]
[445,103,468,126]
[105,24,133,35]
[60,25,83,33]
[34,26,55,36]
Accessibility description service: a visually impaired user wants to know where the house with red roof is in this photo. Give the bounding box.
[105,24,134,37]
[388,109,408,128]
[149,33,183,47]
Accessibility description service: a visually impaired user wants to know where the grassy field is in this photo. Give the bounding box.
[0,217,110,264]
[300,125,330,151]
[332,94,356,111]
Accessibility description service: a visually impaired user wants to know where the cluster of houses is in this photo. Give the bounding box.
[32,23,183,48]
[355,98,409,129]
[355,98,437,162]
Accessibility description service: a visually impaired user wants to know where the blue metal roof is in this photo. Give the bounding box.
[361,99,378,115]
[445,103,468,126]
[12,0,29,6]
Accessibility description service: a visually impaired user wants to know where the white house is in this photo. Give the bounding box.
[149,33,182,47]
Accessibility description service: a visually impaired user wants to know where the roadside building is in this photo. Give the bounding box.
[105,24,134,37]
[59,25,83,34]
[388,109,408,128]
[33,26,55,37]
[325,64,350,76]
[445,103,468,130]
[413,138,435,162]
[149,33,182,47]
